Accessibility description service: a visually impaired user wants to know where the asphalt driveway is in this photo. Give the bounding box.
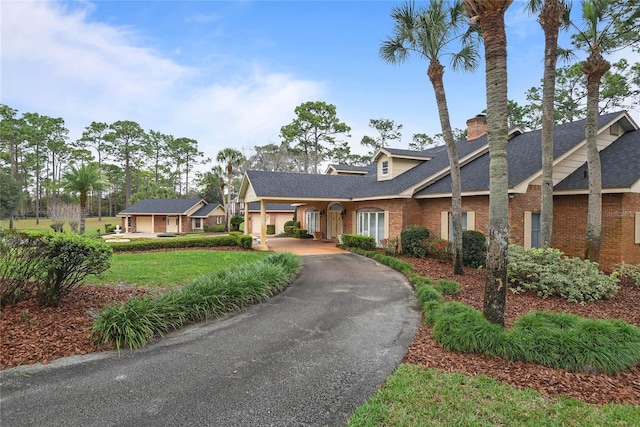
[1,253,419,426]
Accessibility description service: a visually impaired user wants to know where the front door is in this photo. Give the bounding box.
[167,216,179,233]
[329,210,342,240]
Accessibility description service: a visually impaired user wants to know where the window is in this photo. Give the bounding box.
[635,212,640,244]
[193,218,202,229]
[530,213,541,248]
[357,209,385,246]
[381,160,389,176]
[216,216,223,224]
[441,211,475,240]
[524,211,541,249]
[305,209,320,234]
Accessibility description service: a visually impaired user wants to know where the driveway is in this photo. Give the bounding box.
[0,253,419,426]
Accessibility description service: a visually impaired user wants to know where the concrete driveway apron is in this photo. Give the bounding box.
[1,252,419,427]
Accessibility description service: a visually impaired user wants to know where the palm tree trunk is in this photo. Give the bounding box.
[582,50,610,262]
[478,6,511,327]
[428,60,464,275]
[539,0,563,248]
[79,191,87,235]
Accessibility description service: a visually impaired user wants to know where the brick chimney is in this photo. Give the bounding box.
[466,114,487,141]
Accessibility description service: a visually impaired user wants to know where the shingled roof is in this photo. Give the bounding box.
[118,199,204,215]
[241,111,637,202]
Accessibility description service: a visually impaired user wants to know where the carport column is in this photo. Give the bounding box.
[244,203,249,235]
[260,200,268,250]
[125,215,129,233]
[151,215,155,232]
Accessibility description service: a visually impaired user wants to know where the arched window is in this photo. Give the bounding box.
[357,208,385,246]
[305,209,320,233]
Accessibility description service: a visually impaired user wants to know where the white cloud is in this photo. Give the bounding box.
[1,1,323,165]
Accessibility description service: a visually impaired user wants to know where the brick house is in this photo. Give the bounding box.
[117,199,225,233]
[239,111,639,270]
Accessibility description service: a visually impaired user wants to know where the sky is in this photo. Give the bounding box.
[2,0,639,171]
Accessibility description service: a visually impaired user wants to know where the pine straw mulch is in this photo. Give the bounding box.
[400,255,640,406]
[1,255,639,405]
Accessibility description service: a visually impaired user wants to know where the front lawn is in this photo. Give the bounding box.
[86,250,272,287]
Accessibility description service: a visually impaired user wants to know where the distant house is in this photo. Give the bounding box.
[239,111,640,270]
[242,203,295,235]
[117,199,225,233]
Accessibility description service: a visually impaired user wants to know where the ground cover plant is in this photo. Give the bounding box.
[0,216,120,237]
[87,250,271,287]
[91,252,301,349]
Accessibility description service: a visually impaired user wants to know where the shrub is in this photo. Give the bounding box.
[105,224,117,233]
[92,253,301,349]
[109,235,241,252]
[266,224,276,235]
[294,228,311,238]
[36,233,112,306]
[284,220,300,229]
[408,273,433,289]
[230,215,244,231]
[462,230,486,268]
[341,234,376,250]
[0,230,49,305]
[433,279,460,295]
[426,238,452,263]
[209,224,226,233]
[614,261,640,286]
[381,237,399,256]
[236,234,253,249]
[401,225,430,257]
[508,245,619,303]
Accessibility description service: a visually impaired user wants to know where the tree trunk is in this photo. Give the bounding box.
[428,59,464,275]
[539,0,563,248]
[79,191,87,235]
[582,50,610,262]
[479,7,511,327]
[125,151,131,208]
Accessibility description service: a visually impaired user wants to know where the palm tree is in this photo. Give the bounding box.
[381,0,480,276]
[62,163,103,235]
[462,0,513,326]
[216,148,246,232]
[526,0,571,248]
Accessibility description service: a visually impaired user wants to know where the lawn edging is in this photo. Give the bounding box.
[91,252,301,350]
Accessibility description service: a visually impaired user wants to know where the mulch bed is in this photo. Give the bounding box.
[401,256,640,406]
[1,255,639,405]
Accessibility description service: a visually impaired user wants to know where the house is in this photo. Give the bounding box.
[239,111,640,270]
[117,199,225,233]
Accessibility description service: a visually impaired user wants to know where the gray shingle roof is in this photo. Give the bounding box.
[191,203,221,217]
[418,112,625,195]
[118,199,203,215]
[555,128,640,190]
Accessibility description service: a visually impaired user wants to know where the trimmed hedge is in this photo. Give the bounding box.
[401,225,430,258]
[373,253,414,275]
[266,224,276,235]
[108,235,248,252]
[342,234,376,250]
[462,230,486,268]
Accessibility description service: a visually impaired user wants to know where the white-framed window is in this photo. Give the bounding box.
[216,216,223,224]
[305,209,320,233]
[635,212,640,244]
[357,209,385,246]
[524,212,541,249]
[193,218,202,229]
[441,211,475,240]
[381,160,389,176]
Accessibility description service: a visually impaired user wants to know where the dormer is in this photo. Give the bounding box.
[324,164,370,176]
[372,148,432,181]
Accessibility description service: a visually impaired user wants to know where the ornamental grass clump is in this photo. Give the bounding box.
[92,252,301,350]
[433,279,460,295]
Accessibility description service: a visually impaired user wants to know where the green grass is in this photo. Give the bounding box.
[347,364,640,426]
[1,216,120,237]
[86,250,272,287]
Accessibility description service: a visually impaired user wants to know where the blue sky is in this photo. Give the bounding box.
[2,1,638,167]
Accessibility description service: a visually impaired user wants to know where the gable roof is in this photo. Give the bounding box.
[555,128,640,192]
[191,203,223,217]
[240,111,638,203]
[118,199,204,215]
